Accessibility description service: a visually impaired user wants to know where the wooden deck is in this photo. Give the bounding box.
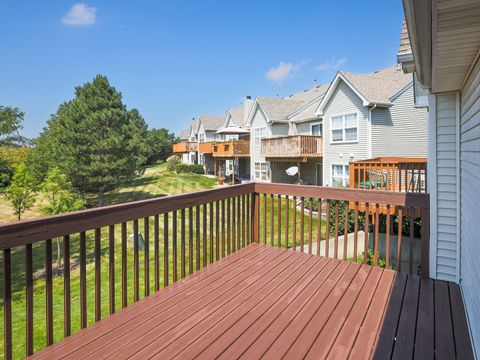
[30,244,472,360]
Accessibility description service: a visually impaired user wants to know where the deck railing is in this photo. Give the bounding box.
[198,142,214,154]
[0,183,429,359]
[261,135,322,158]
[349,157,427,193]
[172,141,198,153]
[212,140,250,157]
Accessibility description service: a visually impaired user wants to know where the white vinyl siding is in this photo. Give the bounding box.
[249,105,272,182]
[371,83,428,157]
[430,93,459,282]
[460,58,480,352]
[253,127,267,147]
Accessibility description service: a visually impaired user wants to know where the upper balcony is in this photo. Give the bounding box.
[0,183,473,359]
[172,141,198,153]
[198,141,214,154]
[261,135,323,159]
[212,140,250,157]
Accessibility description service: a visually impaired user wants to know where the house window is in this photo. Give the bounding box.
[331,164,349,187]
[310,122,322,136]
[199,133,205,143]
[330,113,358,143]
[254,127,267,147]
[254,161,269,181]
[226,134,238,141]
[199,154,205,165]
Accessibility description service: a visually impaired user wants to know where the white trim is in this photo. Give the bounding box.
[310,122,322,136]
[455,92,461,283]
[367,105,375,158]
[390,81,414,102]
[329,112,359,144]
[288,95,325,119]
[330,163,350,187]
[428,93,437,279]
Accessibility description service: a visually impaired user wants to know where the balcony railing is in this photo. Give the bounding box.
[349,157,427,193]
[0,183,429,359]
[198,142,214,154]
[172,141,198,153]
[261,135,322,158]
[212,140,250,157]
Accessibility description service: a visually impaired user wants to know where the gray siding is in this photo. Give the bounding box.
[249,105,272,181]
[431,93,459,282]
[371,84,428,157]
[460,59,480,355]
[322,80,369,186]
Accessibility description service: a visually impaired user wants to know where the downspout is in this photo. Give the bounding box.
[367,104,377,158]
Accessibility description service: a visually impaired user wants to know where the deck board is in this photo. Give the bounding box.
[30,243,473,360]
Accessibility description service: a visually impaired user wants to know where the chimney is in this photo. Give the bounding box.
[243,96,254,126]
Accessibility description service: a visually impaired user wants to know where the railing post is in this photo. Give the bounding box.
[421,207,430,278]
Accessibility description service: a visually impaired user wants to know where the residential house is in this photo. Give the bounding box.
[400,0,480,355]
[173,120,198,164]
[196,115,224,174]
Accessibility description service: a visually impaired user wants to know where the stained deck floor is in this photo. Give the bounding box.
[31,244,473,359]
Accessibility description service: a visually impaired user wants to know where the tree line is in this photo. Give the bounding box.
[1,75,178,220]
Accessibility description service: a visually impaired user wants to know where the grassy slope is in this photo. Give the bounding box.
[0,165,326,359]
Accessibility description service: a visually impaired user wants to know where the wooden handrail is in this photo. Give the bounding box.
[261,135,322,157]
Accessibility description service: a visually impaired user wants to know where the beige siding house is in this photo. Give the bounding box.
[401,0,480,354]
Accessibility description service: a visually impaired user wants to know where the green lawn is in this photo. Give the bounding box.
[0,165,326,359]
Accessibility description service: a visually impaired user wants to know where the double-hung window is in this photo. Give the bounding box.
[331,164,349,187]
[311,122,322,136]
[198,133,205,143]
[254,127,267,147]
[331,113,358,143]
[254,161,269,181]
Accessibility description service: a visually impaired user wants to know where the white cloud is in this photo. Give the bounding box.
[315,57,347,72]
[265,59,311,84]
[62,3,96,26]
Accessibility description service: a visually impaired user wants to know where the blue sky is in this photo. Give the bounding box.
[0,1,405,138]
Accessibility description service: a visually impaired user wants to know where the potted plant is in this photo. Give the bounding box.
[218,177,225,185]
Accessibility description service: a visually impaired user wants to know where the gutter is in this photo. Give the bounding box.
[367,104,377,158]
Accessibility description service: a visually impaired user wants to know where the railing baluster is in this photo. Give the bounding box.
[227,197,231,254]
[216,201,220,260]
[3,248,12,360]
[277,194,282,248]
[203,204,207,267]
[270,194,274,246]
[242,195,246,248]
[144,217,150,296]
[95,228,101,321]
[293,196,297,251]
[109,226,115,313]
[246,194,250,245]
[133,219,140,301]
[232,197,237,252]
[45,239,53,345]
[26,243,34,356]
[196,205,201,271]
[263,194,267,245]
[63,235,71,337]
[364,204,369,264]
[409,206,414,274]
[80,231,87,328]
[189,207,194,275]
[353,203,358,262]
[343,202,349,260]
[374,205,380,266]
[421,207,430,277]
[154,215,160,291]
[334,202,339,259]
[285,196,289,249]
[317,199,322,256]
[181,209,186,278]
[163,213,169,286]
[386,207,391,268]
[221,200,225,258]
[121,223,128,307]
[172,211,178,282]
[237,195,241,250]
[209,202,214,263]
[308,197,313,254]
[300,197,305,253]
[397,208,403,272]
[325,202,330,258]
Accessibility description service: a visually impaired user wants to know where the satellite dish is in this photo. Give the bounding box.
[286,166,298,177]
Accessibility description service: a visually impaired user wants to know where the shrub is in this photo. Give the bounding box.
[327,200,365,235]
[166,156,181,172]
[175,163,190,173]
[188,164,204,174]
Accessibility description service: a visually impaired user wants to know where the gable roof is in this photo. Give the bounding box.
[256,97,305,122]
[178,129,190,141]
[188,120,198,137]
[315,65,412,115]
[397,19,415,73]
[226,107,245,127]
[287,82,331,122]
[198,115,225,132]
